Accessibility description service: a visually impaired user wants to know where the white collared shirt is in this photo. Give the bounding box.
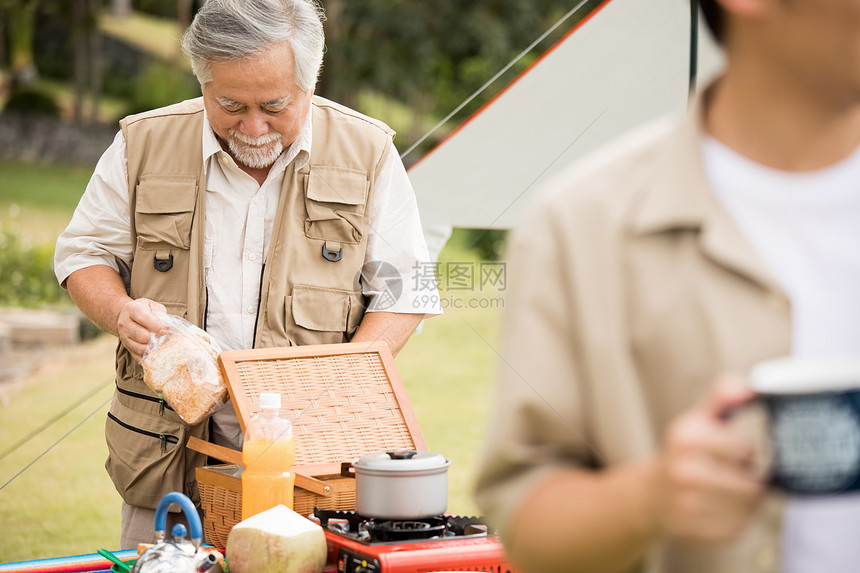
[200,108,311,351]
[55,106,442,356]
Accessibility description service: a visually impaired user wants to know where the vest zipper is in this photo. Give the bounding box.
[204,286,209,332]
[107,412,180,453]
[115,381,174,414]
[251,262,265,348]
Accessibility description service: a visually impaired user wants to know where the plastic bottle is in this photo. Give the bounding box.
[241,392,296,519]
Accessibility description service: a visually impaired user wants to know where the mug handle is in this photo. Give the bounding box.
[718,399,773,481]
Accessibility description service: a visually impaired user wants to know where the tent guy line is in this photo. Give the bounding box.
[0,375,114,463]
[481,106,608,230]
[0,393,113,493]
[464,319,606,465]
[450,105,609,257]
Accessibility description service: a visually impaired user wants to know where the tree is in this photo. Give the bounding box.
[69,0,102,123]
[0,9,6,77]
[178,0,194,30]
[1,0,104,120]
[110,0,131,18]
[4,0,39,89]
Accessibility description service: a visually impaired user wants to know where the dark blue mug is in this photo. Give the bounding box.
[750,357,860,495]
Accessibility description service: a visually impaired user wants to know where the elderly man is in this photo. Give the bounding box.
[55,0,440,547]
[475,0,860,571]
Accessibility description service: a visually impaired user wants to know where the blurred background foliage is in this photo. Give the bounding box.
[0,0,603,306]
[0,229,67,306]
[0,0,597,144]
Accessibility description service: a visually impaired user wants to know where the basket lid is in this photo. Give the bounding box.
[218,342,426,473]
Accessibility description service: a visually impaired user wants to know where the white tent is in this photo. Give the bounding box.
[408,0,724,259]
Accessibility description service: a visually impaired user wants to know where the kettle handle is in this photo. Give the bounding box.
[154,491,203,548]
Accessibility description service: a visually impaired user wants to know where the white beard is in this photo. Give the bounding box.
[226,129,284,169]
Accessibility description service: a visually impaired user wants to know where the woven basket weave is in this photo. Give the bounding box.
[194,342,425,547]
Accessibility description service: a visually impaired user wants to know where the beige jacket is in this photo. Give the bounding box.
[475,91,791,572]
[105,97,393,509]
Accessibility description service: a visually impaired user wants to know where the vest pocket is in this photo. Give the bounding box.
[105,393,192,509]
[134,174,198,249]
[288,285,365,344]
[131,175,196,302]
[129,245,191,307]
[304,166,369,244]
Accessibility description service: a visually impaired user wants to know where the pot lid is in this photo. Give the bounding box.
[354,450,450,471]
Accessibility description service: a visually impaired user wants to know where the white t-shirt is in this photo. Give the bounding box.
[702,136,860,573]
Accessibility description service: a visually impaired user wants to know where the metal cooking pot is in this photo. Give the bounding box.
[352,450,451,519]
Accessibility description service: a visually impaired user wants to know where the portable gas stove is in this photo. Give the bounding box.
[312,508,517,573]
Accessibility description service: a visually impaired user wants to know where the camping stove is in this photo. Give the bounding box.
[312,508,517,573]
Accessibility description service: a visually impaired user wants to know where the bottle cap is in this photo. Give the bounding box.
[259,392,281,409]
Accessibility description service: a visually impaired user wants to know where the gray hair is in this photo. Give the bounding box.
[181,0,326,92]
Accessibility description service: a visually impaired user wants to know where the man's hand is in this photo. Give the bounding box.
[65,265,168,362]
[116,298,168,362]
[659,375,765,540]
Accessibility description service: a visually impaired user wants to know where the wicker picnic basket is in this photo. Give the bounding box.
[189,341,426,548]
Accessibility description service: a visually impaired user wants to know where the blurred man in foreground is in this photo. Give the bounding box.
[475,0,860,571]
[55,0,440,548]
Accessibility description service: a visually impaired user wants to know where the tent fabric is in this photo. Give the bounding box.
[409,0,723,250]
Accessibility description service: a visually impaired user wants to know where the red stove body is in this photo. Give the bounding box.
[325,529,516,573]
[315,510,517,573]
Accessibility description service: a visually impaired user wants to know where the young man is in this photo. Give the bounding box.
[475,0,860,571]
[55,0,440,547]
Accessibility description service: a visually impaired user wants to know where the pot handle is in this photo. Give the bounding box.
[385,450,418,460]
[340,462,355,478]
[154,491,203,548]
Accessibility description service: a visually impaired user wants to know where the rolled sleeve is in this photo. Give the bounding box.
[363,144,442,315]
[54,130,134,286]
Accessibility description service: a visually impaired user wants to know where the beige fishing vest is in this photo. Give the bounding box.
[105,96,394,509]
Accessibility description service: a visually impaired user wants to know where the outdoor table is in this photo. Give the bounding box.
[0,551,340,573]
[0,550,137,573]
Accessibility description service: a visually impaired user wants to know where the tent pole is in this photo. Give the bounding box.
[689,0,699,101]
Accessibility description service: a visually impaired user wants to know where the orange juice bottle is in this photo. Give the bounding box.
[241,392,296,519]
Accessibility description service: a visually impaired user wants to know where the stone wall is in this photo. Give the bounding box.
[0,308,86,383]
[0,113,117,168]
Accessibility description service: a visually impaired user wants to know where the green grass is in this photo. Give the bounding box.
[0,160,89,210]
[397,310,501,519]
[0,159,89,246]
[396,233,504,518]
[0,337,122,561]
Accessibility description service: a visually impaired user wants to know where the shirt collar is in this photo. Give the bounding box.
[201,104,313,174]
[626,76,783,293]
[627,79,717,236]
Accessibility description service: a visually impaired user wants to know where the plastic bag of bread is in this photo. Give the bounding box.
[141,313,228,425]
